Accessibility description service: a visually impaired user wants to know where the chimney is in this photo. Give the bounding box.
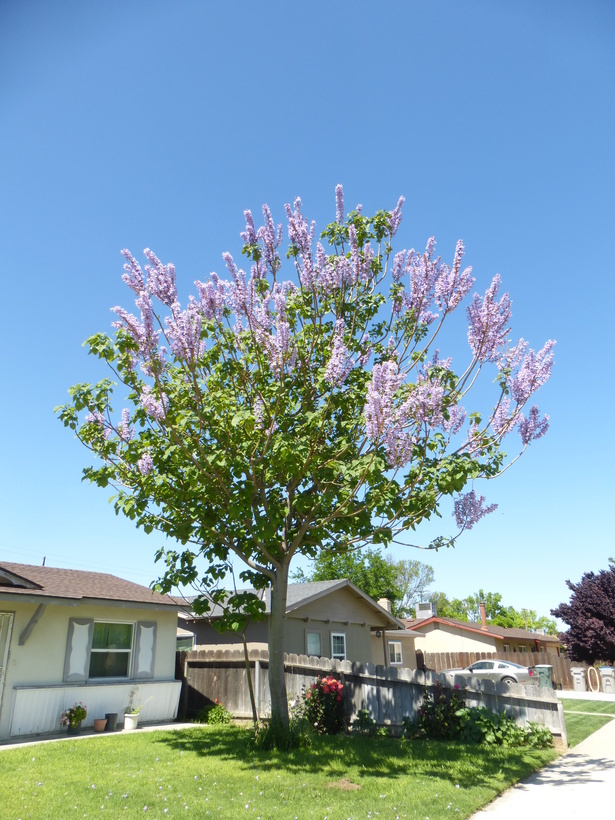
[377,597,391,612]
[479,602,488,630]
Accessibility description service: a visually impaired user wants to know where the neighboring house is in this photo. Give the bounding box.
[405,604,561,658]
[178,579,423,670]
[0,562,183,740]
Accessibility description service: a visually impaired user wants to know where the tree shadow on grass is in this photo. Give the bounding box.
[152,726,556,790]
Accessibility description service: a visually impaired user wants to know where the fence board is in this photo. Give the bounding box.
[177,649,566,742]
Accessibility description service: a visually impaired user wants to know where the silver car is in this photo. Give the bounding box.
[443,659,539,686]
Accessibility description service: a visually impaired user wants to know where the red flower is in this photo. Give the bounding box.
[336,695,342,701]
[323,685,329,694]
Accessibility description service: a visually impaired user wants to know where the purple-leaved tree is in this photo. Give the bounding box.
[552,562,615,663]
[57,186,554,737]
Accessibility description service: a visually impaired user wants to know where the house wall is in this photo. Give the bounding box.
[370,633,418,669]
[0,601,178,739]
[412,623,499,653]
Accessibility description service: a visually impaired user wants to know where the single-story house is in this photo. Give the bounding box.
[0,561,182,740]
[178,579,424,670]
[405,603,561,658]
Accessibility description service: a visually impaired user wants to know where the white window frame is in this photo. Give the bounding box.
[388,640,402,665]
[330,632,347,661]
[518,644,528,653]
[63,618,157,683]
[306,630,322,657]
[502,643,511,652]
[89,620,135,679]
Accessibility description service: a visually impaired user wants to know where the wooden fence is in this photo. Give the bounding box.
[416,650,579,689]
[176,648,567,743]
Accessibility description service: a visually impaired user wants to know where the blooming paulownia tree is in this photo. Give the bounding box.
[57,187,554,730]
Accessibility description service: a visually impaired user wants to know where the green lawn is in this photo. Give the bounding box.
[563,713,614,747]
[560,699,615,715]
[0,726,557,820]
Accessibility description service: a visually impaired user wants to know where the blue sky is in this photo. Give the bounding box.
[1,1,613,622]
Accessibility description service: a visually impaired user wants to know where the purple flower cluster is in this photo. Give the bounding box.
[137,451,154,475]
[453,490,498,531]
[467,275,512,363]
[391,237,474,325]
[324,320,353,387]
[518,405,550,445]
[140,385,167,421]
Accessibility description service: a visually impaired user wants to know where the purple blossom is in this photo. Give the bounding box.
[143,248,177,307]
[240,210,257,245]
[518,405,549,445]
[253,398,265,429]
[491,397,518,438]
[388,196,405,236]
[119,408,133,442]
[364,360,403,440]
[120,250,145,293]
[257,204,283,273]
[324,320,353,386]
[434,240,474,313]
[194,273,227,321]
[285,198,316,288]
[165,299,203,362]
[467,275,512,363]
[454,490,497,531]
[509,339,556,405]
[85,410,112,440]
[137,451,154,476]
[442,403,467,434]
[140,386,167,421]
[335,184,344,224]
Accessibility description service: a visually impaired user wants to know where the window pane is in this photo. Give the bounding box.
[388,641,402,664]
[331,634,346,658]
[89,650,130,678]
[92,622,133,650]
[306,632,321,656]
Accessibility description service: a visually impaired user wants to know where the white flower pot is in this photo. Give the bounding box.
[123,713,139,731]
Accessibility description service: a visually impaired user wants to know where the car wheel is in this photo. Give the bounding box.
[500,676,516,684]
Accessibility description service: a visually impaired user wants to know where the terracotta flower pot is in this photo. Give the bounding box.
[94,718,108,732]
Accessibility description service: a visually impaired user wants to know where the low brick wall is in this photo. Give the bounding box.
[177,649,567,743]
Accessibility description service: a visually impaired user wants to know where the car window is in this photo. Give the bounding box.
[497,663,509,669]
[470,661,489,670]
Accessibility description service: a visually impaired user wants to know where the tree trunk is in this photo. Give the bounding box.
[268,560,290,729]
[241,631,259,727]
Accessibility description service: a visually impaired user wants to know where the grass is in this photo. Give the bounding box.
[560,698,615,746]
[0,725,557,820]
[560,699,615,715]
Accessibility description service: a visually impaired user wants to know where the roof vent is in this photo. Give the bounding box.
[415,602,436,620]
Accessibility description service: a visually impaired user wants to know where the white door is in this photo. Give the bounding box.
[0,613,14,717]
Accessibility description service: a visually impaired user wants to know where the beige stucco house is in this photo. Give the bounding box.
[405,610,561,658]
[0,562,182,740]
[179,579,423,670]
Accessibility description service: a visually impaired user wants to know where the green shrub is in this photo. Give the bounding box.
[196,699,232,725]
[404,681,466,740]
[458,707,553,748]
[302,675,346,735]
[252,716,312,751]
[352,708,377,735]
[403,682,552,749]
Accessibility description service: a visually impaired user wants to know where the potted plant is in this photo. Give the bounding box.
[123,687,142,731]
[60,702,87,735]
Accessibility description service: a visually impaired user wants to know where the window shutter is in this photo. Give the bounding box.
[63,618,94,682]
[134,621,157,679]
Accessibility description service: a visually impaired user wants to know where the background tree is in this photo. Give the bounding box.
[294,548,404,614]
[387,557,435,617]
[57,186,553,734]
[426,589,557,634]
[552,564,615,663]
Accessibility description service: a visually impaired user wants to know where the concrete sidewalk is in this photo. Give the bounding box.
[0,721,195,751]
[472,697,615,817]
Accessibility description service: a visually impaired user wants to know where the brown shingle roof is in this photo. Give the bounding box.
[0,562,178,607]
[404,615,560,643]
